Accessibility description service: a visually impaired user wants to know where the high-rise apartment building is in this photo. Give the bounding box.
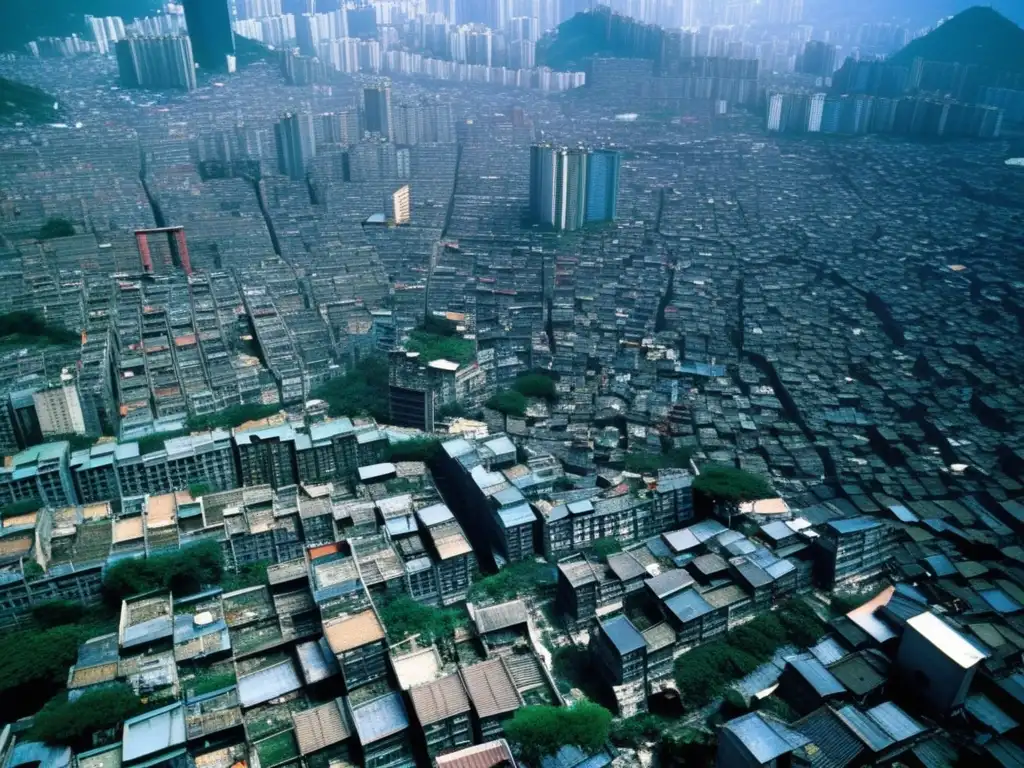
[530,144,620,231]
[182,0,235,71]
[387,185,411,225]
[86,15,127,55]
[115,36,197,91]
[801,40,838,78]
[584,149,620,224]
[363,82,394,141]
[33,373,87,438]
[274,112,317,180]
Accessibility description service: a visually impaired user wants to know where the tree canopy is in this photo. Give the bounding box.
[38,217,74,240]
[102,540,223,604]
[0,497,43,519]
[513,373,557,401]
[387,437,442,463]
[377,595,465,654]
[0,311,79,347]
[625,447,693,474]
[29,684,143,747]
[405,328,476,365]
[470,560,554,603]
[0,623,96,723]
[505,702,612,766]
[672,600,824,710]
[692,465,773,504]
[486,390,528,416]
[186,403,280,432]
[311,355,389,422]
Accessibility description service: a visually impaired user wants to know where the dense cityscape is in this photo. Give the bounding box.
[0,0,1022,767]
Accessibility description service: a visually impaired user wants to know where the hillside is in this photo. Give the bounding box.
[888,6,1024,72]
[0,77,61,124]
[536,7,663,71]
[0,0,161,53]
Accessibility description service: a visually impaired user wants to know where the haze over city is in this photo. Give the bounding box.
[0,1,1022,767]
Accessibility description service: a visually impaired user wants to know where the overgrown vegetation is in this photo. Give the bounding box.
[377,595,466,661]
[405,328,475,365]
[537,7,658,71]
[136,430,187,455]
[188,483,212,499]
[512,372,557,401]
[625,447,694,474]
[386,437,442,463]
[311,355,389,422]
[50,433,100,452]
[610,713,667,748]
[31,600,85,628]
[0,497,43,519]
[0,311,79,347]
[0,77,60,125]
[221,560,269,593]
[505,701,612,766]
[38,217,74,240]
[29,684,143,748]
[186,403,280,432]
[672,601,824,710]
[591,537,622,559]
[470,560,555,603]
[693,464,774,518]
[103,540,223,604]
[486,390,528,416]
[0,622,105,723]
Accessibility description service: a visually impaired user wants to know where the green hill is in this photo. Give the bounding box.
[537,6,664,71]
[888,6,1024,73]
[0,77,61,124]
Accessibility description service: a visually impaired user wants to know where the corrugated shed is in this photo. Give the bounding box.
[409,673,471,726]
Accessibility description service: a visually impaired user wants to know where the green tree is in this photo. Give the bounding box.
[513,373,557,401]
[221,560,269,592]
[38,217,74,240]
[387,437,442,463]
[625,447,693,474]
[377,595,465,662]
[0,311,78,346]
[102,540,223,605]
[186,403,280,432]
[693,464,773,521]
[188,483,212,499]
[311,355,389,421]
[505,702,612,766]
[486,390,528,416]
[0,624,92,723]
[31,600,85,628]
[29,684,143,747]
[0,497,42,519]
[470,560,555,603]
[591,537,622,560]
[610,713,665,748]
[405,328,476,365]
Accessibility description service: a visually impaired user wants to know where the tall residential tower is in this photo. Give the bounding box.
[182,0,235,71]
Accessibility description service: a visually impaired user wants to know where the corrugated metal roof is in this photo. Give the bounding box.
[907,612,987,669]
[965,694,1018,735]
[237,660,302,708]
[835,705,894,752]
[663,589,713,624]
[295,638,340,685]
[723,712,809,764]
[911,736,958,768]
[474,600,528,635]
[351,692,409,745]
[292,699,351,755]
[122,702,186,762]
[984,738,1024,768]
[460,658,522,719]
[600,615,646,656]
[644,568,694,598]
[792,706,864,768]
[786,654,846,697]
[324,609,385,653]
[866,701,925,743]
[435,739,515,768]
[409,673,471,726]
[808,636,848,666]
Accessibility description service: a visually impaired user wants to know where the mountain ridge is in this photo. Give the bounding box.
[888,6,1024,72]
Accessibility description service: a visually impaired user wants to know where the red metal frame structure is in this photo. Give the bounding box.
[134,226,192,276]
